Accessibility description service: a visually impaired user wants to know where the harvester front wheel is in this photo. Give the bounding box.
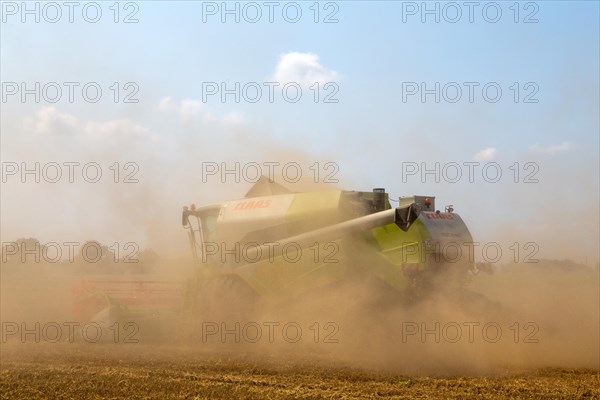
[195,275,258,324]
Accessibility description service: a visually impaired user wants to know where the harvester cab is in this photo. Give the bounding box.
[182,203,220,265]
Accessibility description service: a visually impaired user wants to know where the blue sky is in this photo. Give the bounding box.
[1,1,599,263]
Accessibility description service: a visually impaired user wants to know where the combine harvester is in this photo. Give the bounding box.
[75,177,485,328]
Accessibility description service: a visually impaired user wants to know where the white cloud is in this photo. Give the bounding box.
[24,107,153,142]
[157,96,246,126]
[221,111,245,125]
[180,99,203,119]
[25,106,79,134]
[529,142,573,155]
[158,96,176,112]
[84,119,151,140]
[158,96,207,121]
[270,52,338,87]
[474,147,496,161]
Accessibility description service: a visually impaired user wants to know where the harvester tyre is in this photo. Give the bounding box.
[196,275,258,324]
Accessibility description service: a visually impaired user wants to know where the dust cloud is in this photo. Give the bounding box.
[1,207,598,377]
[1,157,598,376]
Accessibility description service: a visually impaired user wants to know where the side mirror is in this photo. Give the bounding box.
[182,206,190,227]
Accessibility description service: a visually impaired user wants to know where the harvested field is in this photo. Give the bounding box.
[1,342,598,400]
[1,261,599,399]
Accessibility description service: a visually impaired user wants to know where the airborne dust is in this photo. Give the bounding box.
[1,174,598,377]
